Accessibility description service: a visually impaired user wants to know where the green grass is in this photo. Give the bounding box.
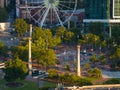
[82,77,98,82]
[43,81,56,87]
[0,79,56,90]
[0,79,38,90]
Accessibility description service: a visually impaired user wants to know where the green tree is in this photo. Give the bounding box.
[0,41,8,58]
[64,31,74,43]
[87,68,102,78]
[32,27,43,41]
[90,54,98,63]
[32,27,61,49]
[88,22,104,36]
[56,26,66,42]
[111,24,120,45]
[84,63,90,70]
[65,64,70,71]
[48,69,58,78]
[13,18,28,37]
[4,57,28,82]
[98,54,106,65]
[110,46,120,67]
[36,49,56,70]
[10,45,28,61]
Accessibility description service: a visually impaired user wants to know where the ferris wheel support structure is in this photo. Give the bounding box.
[25,0,77,27]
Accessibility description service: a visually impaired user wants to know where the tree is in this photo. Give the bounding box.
[111,24,120,45]
[64,31,74,43]
[0,8,8,21]
[88,22,104,36]
[0,41,8,58]
[13,18,28,37]
[36,49,56,69]
[65,64,70,71]
[56,26,66,42]
[84,63,90,70]
[32,27,43,41]
[4,57,28,82]
[10,45,28,61]
[32,27,61,48]
[82,33,100,51]
[87,68,102,78]
[90,54,98,63]
[48,69,58,78]
[98,54,106,65]
[110,46,120,68]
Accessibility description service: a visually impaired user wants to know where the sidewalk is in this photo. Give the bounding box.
[102,70,120,78]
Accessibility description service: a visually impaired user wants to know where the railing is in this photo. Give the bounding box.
[56,84,120,90]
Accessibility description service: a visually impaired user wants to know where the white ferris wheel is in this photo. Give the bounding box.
[25,0,77,27]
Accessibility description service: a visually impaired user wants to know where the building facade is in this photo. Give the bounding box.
[84,0,120,24]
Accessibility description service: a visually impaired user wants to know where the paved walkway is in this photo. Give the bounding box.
[102,70,120,78]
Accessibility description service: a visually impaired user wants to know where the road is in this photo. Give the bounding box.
[0,31,19,48]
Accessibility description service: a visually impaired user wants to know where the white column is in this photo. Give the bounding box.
[28,24,32,76]
[77,45,81,77]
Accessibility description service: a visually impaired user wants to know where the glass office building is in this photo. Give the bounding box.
[84,0,120,24]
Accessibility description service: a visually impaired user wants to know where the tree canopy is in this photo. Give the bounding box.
[4,58,28,82]
[13,18,28,37]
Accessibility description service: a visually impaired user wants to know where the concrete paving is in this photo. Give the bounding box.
[102,70,120,78]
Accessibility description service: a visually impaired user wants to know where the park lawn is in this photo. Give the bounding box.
[0,79,38,90]
[0,79,56,90]
[83,77,99,82]
[44,81,56,87]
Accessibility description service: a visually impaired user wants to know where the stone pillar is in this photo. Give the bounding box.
[77,45,81,77]
[28,24,32,76]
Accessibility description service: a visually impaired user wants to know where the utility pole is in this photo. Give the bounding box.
[28,24,32,76]
[77,45,81,77]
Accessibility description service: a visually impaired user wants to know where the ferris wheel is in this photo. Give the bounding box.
[25,0,77,27]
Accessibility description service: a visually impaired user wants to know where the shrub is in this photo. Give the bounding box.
[104,78,120,84]
[76,78,92,86]
[87,68,102,78]
[47,69,58,79]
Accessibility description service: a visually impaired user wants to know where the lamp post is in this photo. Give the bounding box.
[28,24,32,76]
[77,45,81,77]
